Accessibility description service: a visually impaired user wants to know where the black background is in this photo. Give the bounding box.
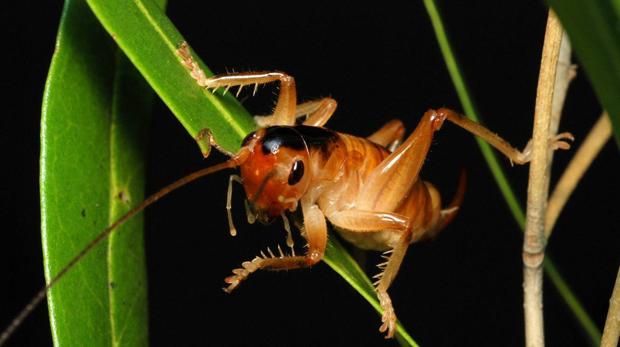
[3,1,619,346]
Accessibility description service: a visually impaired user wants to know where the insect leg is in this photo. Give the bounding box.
[255,97,338,128]
[355,109,441,212]
[326,209,412,338]
[326,210,409,234]
[177,42,297,125]
[436,108,573,165]
[367,119,405,151]
[300,98,338,127]
[375,238,410,339]
[223,201,327,292]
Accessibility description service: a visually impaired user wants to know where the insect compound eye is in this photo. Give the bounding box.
[287,160,305,185]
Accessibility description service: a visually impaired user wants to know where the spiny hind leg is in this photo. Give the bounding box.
[177,42,297,126]
[325,209,412,338]
[375,236,411,339]
[355,110,442,212]
[224,200,327,292]
[367,119,405,152]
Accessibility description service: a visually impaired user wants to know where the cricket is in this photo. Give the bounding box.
[0,41,574,344]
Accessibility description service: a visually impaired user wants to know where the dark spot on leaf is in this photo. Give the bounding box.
[81,209,86,217]
[117,190,129,204]
[109,281,116,289]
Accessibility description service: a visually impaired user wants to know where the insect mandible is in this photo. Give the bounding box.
[0,41,573,344]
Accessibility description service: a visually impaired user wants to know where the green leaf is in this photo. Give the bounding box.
[83,0,418,344]
[85,0,255,155]
[422,0,602,344]
[324,237,419,346]
[547,0,620,149]
[41,0,153,345]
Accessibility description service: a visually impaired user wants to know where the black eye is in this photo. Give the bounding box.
[288,160,305,185]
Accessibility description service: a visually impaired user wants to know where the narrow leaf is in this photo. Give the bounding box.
[85,0,255,155]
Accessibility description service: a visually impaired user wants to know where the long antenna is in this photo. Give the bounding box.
[0,157,240,346]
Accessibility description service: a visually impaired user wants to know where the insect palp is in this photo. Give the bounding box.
[227,174,243,236]
[281,212,294,250]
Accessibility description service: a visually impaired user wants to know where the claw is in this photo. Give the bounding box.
[549,132,574,151]
[223,277,240,293]
[223,257,263,293]
[514,131,575,165]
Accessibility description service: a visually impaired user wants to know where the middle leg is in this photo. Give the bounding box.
[255,97,338,128]
[367,119,406,152]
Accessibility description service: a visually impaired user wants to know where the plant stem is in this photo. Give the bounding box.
[523,11,564,347]
[549,31,575,137]
[423,1,601,343]
[601,266,620,347]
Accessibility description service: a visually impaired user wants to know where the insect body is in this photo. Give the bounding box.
[0,42,573,344]
[176,43,572,338]
[227,115,464,337]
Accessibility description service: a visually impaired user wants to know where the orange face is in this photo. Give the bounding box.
[239,127,311,224]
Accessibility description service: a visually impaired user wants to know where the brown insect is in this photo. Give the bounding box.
[0,42,573,344]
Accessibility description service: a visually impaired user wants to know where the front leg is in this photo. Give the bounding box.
[224,200,327,292]
[177,42,297,126]
[367,119,405,152]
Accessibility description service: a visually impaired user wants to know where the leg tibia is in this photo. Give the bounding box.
[375,236,411,339]
[255,97,337,128]
[176,43,298,126]
[224,202,327,293]
[436,108,573,165]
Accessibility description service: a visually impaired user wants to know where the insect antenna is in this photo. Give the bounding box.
[0,156,244,346]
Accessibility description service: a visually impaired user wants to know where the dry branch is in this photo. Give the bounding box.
[601,267,620,347]
[523,11,564,347]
